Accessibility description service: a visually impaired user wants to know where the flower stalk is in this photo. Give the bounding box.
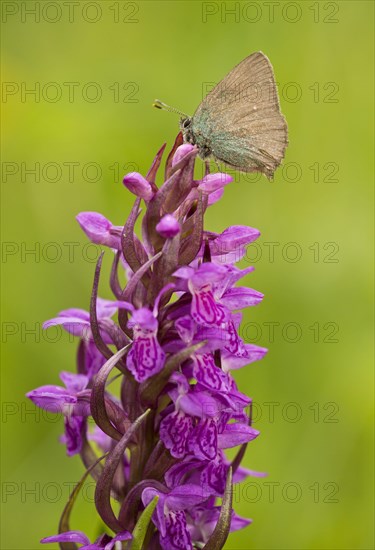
[27,134,268,549]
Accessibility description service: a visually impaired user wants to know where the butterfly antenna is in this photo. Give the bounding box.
[153,99,189,118]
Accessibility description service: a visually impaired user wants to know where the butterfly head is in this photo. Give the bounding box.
[179,117,195,144]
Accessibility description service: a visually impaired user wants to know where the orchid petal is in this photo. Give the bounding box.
[160,411,193,458]
[41,531,91,545]
[218,423,260,449]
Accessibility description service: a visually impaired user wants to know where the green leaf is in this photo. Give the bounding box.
[129,495,159,550]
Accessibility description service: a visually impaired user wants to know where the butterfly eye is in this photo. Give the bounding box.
[182,118,191,129]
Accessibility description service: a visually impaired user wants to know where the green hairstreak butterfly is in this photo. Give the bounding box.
[154,51,288,179]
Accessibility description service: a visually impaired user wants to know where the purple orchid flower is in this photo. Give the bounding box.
[26,371,89,416]
[43,297,128,343]
[173,263,229,328]
[126,305,166,382]
[76,212,122,250]
[27,371,90,455]
[142,484,209,550]
[28,136,269,549]
[41,530,131,549]
[187,502,251,544]
[160,372,222,458]
[206,225,261,264]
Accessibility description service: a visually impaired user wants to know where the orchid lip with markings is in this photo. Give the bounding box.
[28,133,268,550]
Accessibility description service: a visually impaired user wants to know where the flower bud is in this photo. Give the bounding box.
[172,144,195,167]
[123,172,154,200]
[198,173,233,193]
[156,214,181,238]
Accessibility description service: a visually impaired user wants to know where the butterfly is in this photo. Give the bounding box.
[154,51,288,179]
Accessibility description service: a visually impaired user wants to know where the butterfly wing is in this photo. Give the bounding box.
[191,51,288,178]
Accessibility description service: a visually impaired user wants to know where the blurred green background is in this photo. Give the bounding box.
[1,1,374,549]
